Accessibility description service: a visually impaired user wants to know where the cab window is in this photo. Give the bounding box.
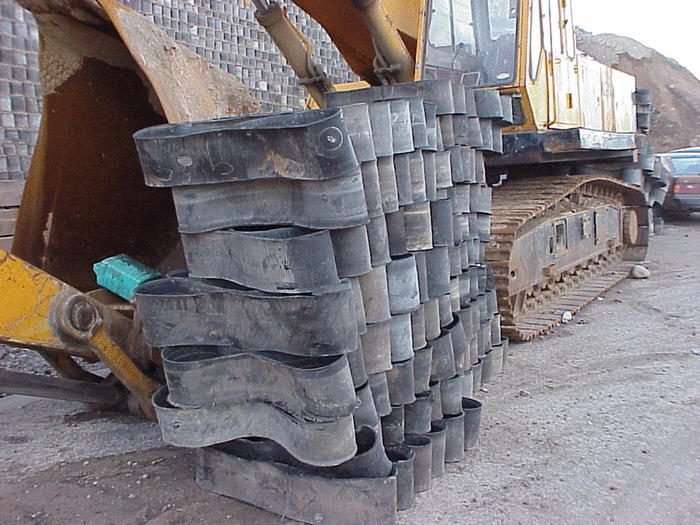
[425,0,519,87]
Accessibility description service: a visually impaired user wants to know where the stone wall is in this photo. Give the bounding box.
[0,0,356,181]
[0,0,40,181]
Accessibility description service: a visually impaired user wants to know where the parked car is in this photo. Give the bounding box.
[657,148,700,214]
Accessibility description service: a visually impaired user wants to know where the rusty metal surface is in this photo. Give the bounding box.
[500,263,634,342]
[0,250,159,415]
[293,0,417,86]
[13,0,258,292]
[54,290,159,418]
[12,51,178,291]
[253,1,336,108]
[0,368,124,406]
[99,0,259,121]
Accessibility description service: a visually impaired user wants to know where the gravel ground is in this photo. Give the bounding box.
[0,216,698,525]
[0,345,56,377]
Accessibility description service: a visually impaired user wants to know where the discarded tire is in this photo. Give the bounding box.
[463,398,483,451]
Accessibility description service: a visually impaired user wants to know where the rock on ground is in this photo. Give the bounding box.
[631,264,651,279]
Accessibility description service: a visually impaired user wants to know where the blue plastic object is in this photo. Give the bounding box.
[93,254,161,301]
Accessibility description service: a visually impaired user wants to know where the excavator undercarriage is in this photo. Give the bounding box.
[488,174,649,340]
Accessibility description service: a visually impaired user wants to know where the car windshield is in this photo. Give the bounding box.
[669,156,700,175]
[424,0,519,86]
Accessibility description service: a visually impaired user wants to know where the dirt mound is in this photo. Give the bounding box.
[576,29,700,153]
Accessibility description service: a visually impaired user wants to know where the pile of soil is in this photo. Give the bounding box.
[576,29,700,153]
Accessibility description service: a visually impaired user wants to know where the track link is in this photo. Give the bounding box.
[500,262,633,341]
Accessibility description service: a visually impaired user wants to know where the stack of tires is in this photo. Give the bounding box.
[323,80,507,509]
[131,78,500,523]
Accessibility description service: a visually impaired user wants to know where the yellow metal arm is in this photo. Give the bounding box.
[350,0,415,84]
[254,0,336,107]
[0,249,159,418]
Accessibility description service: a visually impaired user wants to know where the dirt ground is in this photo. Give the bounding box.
[1,216,698,525]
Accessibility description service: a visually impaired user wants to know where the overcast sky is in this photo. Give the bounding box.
[573,0,700,79]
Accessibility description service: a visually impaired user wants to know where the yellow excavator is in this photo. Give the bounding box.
[0,0,650,413]
[254,0,651,341]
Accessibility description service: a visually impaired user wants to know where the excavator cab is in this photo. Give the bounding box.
[423,0,519,88]
[422,0,638,136]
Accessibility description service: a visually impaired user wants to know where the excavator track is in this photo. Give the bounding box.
[487,175,649,341]
[499,256,634,341]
